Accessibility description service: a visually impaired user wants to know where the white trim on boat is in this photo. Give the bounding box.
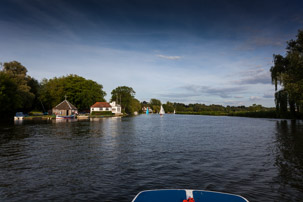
[185,189,193,199]
[131,189,249,202]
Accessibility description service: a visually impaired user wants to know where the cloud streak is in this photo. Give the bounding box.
[263,92,274,99]
[157,54,181,60]
[235,68,271,85]
[160,85,247,100]
[249,96,261,101]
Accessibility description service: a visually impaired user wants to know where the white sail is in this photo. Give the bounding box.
[159,105,165,115]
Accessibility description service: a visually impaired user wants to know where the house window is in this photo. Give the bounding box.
[99,108,102,111]
[92,108,94,111]
[106,108,109,111]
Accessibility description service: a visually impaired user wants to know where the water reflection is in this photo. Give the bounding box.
[274,120,303,199]
[2,116,303,201]
[53,119,78,123]
[14,120,24,125]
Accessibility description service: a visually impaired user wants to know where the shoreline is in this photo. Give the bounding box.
[176,111,303,120]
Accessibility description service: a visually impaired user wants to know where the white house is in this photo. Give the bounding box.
[90,102,112,113]
[110,101,122,115]
[90,101,122,115]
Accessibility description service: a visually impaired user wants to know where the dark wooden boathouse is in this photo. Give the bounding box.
[52,99,78,116]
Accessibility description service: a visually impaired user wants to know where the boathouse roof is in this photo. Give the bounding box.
[53,99,77,110]
[91,102,111,108]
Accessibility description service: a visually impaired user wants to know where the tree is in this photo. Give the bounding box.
[111,86,136,114]
[131,98,141,113]
[0,72,18,116]
[2,61,35,111]
[150,98,161,113]
[39,74,106,111]
[270,29,303,116]
[163,101,174,113]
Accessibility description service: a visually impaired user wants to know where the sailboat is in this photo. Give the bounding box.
[146,107,149,115]
[159,105,165,115]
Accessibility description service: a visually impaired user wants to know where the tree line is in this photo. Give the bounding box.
[0,61,141,118]
[141,99,274,115]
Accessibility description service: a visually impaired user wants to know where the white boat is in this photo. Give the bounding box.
[159,105,165,115]
[56,114,75,119]
[14,112,24,120]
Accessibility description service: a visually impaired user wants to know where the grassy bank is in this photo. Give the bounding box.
[176,111,228,116]
[176,110,303,119]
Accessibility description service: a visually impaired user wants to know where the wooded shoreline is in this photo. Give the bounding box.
[176,111,303,119]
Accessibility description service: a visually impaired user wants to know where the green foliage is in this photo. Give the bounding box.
[0,61,37,116]
[39,74,106,110]
[3,61,35,110]
[270,29,303,116]
[111,86,135,114]
[173,102,277,118]
[27,77,42,111]
[91,111,113,116]
[163,101,174,113]
[0,72,18,116]
[150,98,161,106]
[131,98,141,113]
[149,98,161,113]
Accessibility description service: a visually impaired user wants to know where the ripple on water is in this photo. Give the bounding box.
[1,116,303,201]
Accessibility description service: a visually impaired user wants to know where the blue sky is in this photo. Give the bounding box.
[1,0,303,106]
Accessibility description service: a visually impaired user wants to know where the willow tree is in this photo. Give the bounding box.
[270,30,303,116]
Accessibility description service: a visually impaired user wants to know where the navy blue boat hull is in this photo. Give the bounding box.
[132,189,248,202]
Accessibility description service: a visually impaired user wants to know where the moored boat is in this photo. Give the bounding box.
[132,189,249,202]
[56,114,75,119]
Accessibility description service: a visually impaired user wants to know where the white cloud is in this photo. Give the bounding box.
[157,54,181,60]
[160,85,247,99]
[235,68,271,85]
[223,100,245,106]
[263,92,274,98]
[249,96,261,101]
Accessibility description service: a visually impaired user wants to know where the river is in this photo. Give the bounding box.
[0,115,303,201]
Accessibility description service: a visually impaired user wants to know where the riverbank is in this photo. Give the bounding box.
[12,114,123,121]
[176,111,303,119]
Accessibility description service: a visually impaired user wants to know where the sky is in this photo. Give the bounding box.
[0,0,303,107]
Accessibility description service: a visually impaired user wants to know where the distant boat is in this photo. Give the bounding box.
[132,189,249,202]
[159,105,165,115]
[146,107,149,115]
[14,112,24,120]
[174,109,176,114]
[56,115,75,119]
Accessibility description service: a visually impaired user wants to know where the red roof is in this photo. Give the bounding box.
[91,102,111,108]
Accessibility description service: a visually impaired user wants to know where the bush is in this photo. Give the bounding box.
[91,111,113,116]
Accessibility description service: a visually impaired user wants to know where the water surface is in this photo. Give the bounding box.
[0,115,303,201]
